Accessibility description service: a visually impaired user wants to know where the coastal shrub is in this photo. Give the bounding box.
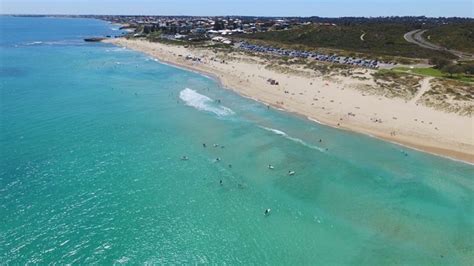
[430,57,451,69]
[243,23,457,60]
[418,79,474,115]
[426,22,474,54]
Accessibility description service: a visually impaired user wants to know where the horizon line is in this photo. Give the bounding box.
[1,13,473,19]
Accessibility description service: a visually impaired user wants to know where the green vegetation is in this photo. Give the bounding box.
[241,23,455,60]
[145,36,207,47]
[393,66,474,83]
[424,22,474,54]
[207,43,233,50]
[394,67,443,77]
[304,60,352,76]
[146,30,163,42]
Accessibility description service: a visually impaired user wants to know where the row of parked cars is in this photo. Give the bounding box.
[238,42,394,69]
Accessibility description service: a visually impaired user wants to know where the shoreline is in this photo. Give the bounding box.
[103,38,474,164]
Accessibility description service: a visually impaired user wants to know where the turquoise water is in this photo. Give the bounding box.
[1,16,473,264]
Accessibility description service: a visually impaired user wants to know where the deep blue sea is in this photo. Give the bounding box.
[1,16,473,264]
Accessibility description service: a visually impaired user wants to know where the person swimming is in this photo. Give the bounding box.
[220,180,223,185]
[268,164,274,169]
[288,171,295,176]
[181,156,189,161]
[264,208,271,216]
[202,143,207,148]
[215,157,221,162]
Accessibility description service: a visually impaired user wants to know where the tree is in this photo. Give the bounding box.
[429,57,451,69]
[461,63,474,75]
[441,64,463,77]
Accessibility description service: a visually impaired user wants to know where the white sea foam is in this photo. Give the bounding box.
[25,40,85,46]
[25,41,43,45]
[106,47,127,53]
[260,126,286,136]
[179,88,234,117]
[260,126,325,152]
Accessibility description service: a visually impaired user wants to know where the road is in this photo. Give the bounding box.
[404,29,474,60]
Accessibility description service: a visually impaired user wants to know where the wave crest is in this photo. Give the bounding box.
[25,41,43,45]
[23,40,86,47]
[260,126,325,152]
[179,88,234,117]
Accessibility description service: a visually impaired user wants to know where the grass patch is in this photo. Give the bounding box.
[393,67,474,83]
[394,67,444,76]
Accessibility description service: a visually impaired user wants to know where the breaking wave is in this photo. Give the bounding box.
[259,126,325,152]
[23,40,85,46]
[179,88,234,117]
[105,47,127,52]
[25,41,44,45]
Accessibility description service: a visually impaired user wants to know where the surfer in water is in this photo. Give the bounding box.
[264,209,271,216]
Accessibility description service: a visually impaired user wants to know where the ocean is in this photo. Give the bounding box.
[0,16,473,264]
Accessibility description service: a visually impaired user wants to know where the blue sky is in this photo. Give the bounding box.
[1,0,473,17]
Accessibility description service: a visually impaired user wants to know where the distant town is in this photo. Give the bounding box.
[96,15,338,41]
[12,14,474,71]
[84,15,470,40]
[14,14,473,40]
